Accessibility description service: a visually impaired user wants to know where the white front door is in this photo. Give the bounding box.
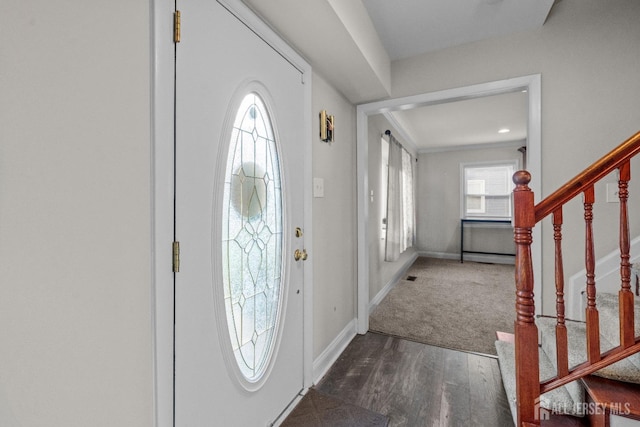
[174,1,306,424]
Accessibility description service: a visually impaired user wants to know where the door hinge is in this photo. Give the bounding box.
[173,10,181,43]
[172,241,180,273]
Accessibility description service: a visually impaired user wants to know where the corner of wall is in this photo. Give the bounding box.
[312,319,357,384]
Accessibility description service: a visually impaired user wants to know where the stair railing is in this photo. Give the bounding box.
[513,130,640,426]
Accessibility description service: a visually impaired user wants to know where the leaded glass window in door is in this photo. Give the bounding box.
[222,92,283,382]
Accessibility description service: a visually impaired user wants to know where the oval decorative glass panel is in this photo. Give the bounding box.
[221,92,283,383]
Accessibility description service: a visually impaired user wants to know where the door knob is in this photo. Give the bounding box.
[294,249,308,261]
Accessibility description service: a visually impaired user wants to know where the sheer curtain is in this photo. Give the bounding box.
[385,133,415,262]
[401,148,415,250]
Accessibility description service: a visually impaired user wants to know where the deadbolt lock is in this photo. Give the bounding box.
[295,227,303,238]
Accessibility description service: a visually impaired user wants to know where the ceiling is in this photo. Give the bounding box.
[362,0,551,151]
[362,0,555,61]
[384,89,529,152]
[241,0,554,151]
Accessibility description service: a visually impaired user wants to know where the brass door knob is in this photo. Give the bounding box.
[294,249,308,261]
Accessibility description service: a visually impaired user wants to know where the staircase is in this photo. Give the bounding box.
[497,292,640,425]
[496,131,640,426]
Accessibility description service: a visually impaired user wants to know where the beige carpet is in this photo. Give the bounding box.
[369,257,515,356]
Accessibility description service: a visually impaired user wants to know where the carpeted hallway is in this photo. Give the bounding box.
[369,257,515,355]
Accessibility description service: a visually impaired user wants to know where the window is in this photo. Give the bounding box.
[466,179,486,213]
[462,162,516,219]
[222,92,283,382]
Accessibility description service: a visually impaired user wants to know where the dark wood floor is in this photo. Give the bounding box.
[314,332,513,427]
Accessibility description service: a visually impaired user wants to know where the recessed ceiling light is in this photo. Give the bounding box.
[498,128,510,134]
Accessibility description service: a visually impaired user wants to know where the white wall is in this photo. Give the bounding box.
[391,0,640,314]
[417,145,520,259]
[0,1,153,425]
[311,73,358,358]
[4,0,639,423]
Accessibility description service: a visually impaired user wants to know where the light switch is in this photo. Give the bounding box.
[313,177,324,198]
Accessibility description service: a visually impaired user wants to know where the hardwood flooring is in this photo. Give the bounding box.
[313,332,513,427]
[281,388,389,426]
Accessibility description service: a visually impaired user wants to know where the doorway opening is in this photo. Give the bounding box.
[356,75,542,334]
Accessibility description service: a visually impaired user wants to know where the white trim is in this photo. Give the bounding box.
[357,75,543,334]
[464,254,516,265]
[152,1,314,425]
[459,160,518,219]
[528,75,543,317]
[369,252,419,312]
[419,139,526,154]
[418,251,460,260]
[303,72,314,389]
[151,1,174,426]
[356,108,370,334]
[382,112,418,153]
[418,251,516,265]
[312,319,357,385]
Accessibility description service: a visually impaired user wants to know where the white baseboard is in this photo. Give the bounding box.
[312,319,357,385]
[419,251,515,265]
[313,252,419,385]
[313,247,519,388]
[369,252,419,313]
[418,251,457,260]
[567,235,640,321]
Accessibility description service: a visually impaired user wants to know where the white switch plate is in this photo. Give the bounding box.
[313,177,324,198]
[606,183,620,203]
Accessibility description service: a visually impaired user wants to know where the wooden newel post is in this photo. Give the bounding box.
[512,171,540,426]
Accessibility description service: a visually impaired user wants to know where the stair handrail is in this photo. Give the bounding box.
[512,130,640,426]
[535,131,640,222]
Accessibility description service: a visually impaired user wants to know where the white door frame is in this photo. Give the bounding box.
[151,1,313,425]
[356,74,543,334]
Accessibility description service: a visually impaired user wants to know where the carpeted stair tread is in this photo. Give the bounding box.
[536,318,586,409]
[594,292,640,374]
[539,292,640,382]
[496,340,582,427]
[595,292,640,340]
[537,316,640,385]
[496,294,640,423]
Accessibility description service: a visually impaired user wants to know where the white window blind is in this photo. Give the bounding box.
[462,162,516,219]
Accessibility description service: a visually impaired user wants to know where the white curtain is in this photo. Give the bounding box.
[385,134,415,261]
[401,148,415,250]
